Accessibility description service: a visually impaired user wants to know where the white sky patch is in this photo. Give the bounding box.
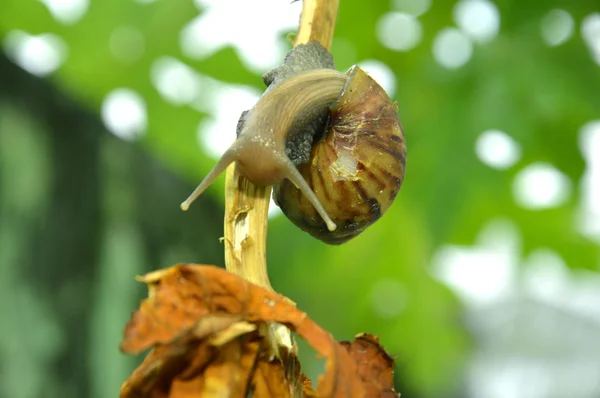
[581,13,600,65]
[523,249,600,322]
[541,9,574,47]
[433,28,473,69]
[391,0,431,17]
[468,357,600,398]
[566,271,600,321]
[356,59,397,97]
[577,120,600,242]
[475,129,521,170]
[513,163,571,210]
[195,84,261,159]
[431,219,519,307]
[38,0,89,25]
[180,0,301,73]
[522,248,570,304]
[376,12,423,52]
[101,88,147,141]
[268,196,282,219]
[151,57,201,106]
[109,26,145,64]
[453,0,500,43]
[3,31,67,77]
[193,0,211,9]
[370,279,409,319]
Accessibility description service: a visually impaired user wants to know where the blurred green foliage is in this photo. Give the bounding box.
[1,0,599,397]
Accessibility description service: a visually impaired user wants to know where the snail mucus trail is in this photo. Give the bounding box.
[181,41,406,243]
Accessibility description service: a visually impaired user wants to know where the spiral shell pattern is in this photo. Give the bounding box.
[274,66,406,244]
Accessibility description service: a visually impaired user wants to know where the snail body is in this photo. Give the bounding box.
[181,41,406,244]
[274,66,406,244]
[181,68,348,231]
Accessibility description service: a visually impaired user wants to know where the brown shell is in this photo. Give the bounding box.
[273,66,406,244]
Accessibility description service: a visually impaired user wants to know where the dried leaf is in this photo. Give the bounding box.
[340,333,398,397]
[250,357,294,398]
[300,374,318,397]
[121,330,261,398]
[120,335,212,398]
[120,264,383,397]
[196,334,260,397]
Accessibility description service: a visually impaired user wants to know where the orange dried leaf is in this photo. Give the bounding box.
[120,265,371,397]
[120,336,213,398]
[340,333,398,397]
[121,331,262,398]
[301,374,318,397]
[250,357,294,397]
[195,334,260,397]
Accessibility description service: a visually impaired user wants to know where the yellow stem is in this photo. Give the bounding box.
[222,1,340,394]
[223,0,339,289]
[295,0,339,49]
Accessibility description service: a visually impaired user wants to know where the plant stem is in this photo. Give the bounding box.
[223,0,339,290]
[295,0,339,49]
[223,167,273,289]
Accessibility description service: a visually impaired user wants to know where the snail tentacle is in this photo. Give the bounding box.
[181,68,347,226]
[279,156,337,232]
[180,145,240,211]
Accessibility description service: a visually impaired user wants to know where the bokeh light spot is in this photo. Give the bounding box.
[370,279,408,319]
[193,0,210,9]
[38,0,89,25]
[101,89,147,141]
[453,0,500,43]
[180,0,301,73]
[268,197,282,219]
[196,85,261,159]
[151,57,200,106]
[523,248,600,321]
[513,163,571,210]
[581,13,600,65]
[432,219,519,307]
[541,9,574,47]
[433,28,473,69]
[376,12,422,52]
[109,27,145,64]
[356,59,397,97]
[391,0,431,16]
[475,130,521,170]
[577,120,600,242]
[3,31,67,77]
[522,248,569,302]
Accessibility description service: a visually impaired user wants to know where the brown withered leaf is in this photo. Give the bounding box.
[120,264,398,397]
[121,325,262,398]
[340,334,399,397]
[250,355,294,397]
[193,333,260,397]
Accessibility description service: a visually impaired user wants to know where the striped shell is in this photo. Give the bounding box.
[273,66,406,244]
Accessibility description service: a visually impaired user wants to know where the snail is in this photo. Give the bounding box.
[181,41,406,244]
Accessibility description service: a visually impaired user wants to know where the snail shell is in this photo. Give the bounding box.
[273,66,406,244]
[180,41,406,244]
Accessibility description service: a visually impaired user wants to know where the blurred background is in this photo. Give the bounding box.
[1,0,599,397]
